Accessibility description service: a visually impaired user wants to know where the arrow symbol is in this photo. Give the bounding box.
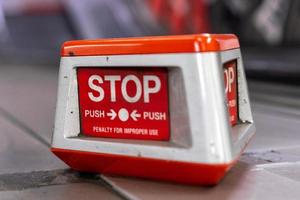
[130,110,141,121]
[107,109,117,120]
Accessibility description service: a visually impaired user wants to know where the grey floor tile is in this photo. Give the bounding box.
[279,147,300,157]
[0,114,66,174]
[103,162,300,200]
[246,103,300,152]
[256,147,300,182]
[247,81,300,152]
[260,162,300,183]
[0,64,58,144]
[0,183,122,200]
[242,145,300,165]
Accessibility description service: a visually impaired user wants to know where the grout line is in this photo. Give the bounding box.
[0,169,81,191]
[101,175,138,200]
[0,106,50,147]
[0,169,129,199]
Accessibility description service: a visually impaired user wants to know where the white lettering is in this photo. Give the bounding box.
[228,67,234,92]
[88,75,104,102]
[121,75,142,103]
[84,110,105,118]
[224,67,235,93]
[87,74,162,103]
[104,75,121,102]
[143,112,166,120]
[143,75,161,103]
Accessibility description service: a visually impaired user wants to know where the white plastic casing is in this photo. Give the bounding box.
[52,48,255,164]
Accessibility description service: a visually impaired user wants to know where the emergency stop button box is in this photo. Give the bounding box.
[51,34,255,185]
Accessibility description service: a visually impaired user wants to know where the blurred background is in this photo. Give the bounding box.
[0,0,300,199]
[0,0,299,81]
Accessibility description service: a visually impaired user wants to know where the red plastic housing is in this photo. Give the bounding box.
[61,34,239,57]
[51,148,234,185]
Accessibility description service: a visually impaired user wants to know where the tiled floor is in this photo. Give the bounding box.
[0,64,58,144]
[0,64,124,199]
[0,64,300,199]
[249,104,300,151]
[102,162,300,200]
[0,115,65,175]
[0,183,122,200]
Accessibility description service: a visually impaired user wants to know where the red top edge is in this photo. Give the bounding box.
[61,34,239,57]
